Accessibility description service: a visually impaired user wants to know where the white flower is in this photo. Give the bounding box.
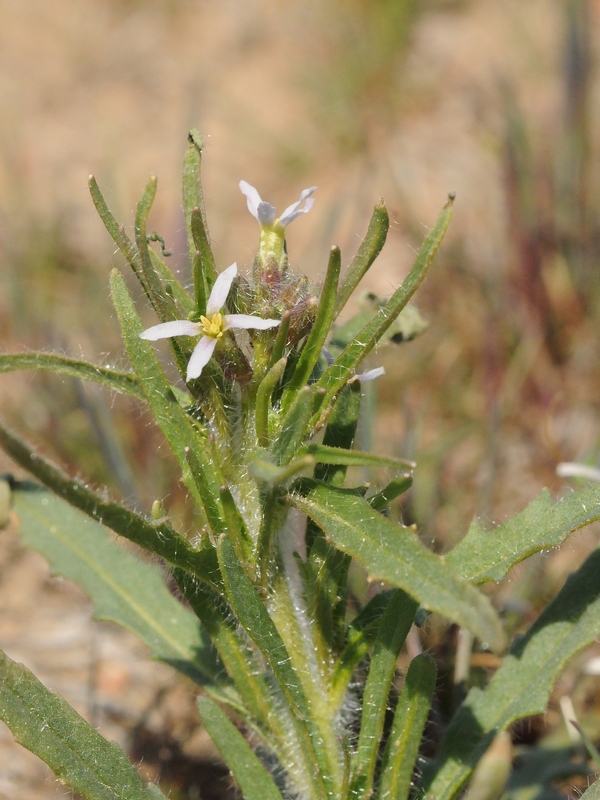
[139,262,280,382]
[239,181,316,230]
[240,181,316,267]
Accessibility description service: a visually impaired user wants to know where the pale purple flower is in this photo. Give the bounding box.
[139,262,280,382]
[239,181,316,229]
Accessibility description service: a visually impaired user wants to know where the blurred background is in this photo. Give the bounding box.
[2,0,600,797]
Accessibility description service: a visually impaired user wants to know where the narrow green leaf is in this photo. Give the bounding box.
[422,547,600,800]
[249,452,315,486]
[368,476,413,512]
[216,536,333,800]
[0,648,166,800]
[198,697,284,800]
[175,571,273,726]
[256,358,287,447]
[350,591,418,799]
[289,482,505,652]
[377,654,437,800]
[135,176,178,323]
[217,536,309,721]
[282,246,341,408]
[313,381,362,487]
[334,202,389,318]
[88,175,151,299]
[274,386,321,465]
[314,196,454,425]
[110,269,225,528]
[0,424,218,582]
[267,311,292,370]
[183,130,210,260]
[447,484,600,584]
[0,352,143,400]
[330,591,395,709]
[191,206,218,299]
[13,488,221,686]
[298,444,415,472]
[148,248,195,317]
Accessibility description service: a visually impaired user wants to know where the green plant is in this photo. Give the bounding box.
[0,130,599,800]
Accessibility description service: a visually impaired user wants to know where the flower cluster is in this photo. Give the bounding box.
[140,182,317,381]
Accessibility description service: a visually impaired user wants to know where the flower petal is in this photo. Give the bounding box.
[278,187,317,227]
[186,336,218,381]
[239,180,263,219]
[223,314,280,331]
[357,366,386,382]
[139,320,200,341]
[206,263,237,316]
[257,201,277,226]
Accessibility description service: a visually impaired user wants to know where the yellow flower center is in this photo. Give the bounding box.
[200,313,224,338]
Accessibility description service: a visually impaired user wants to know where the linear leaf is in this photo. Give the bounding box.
[282,245,341,408]
[334,201,389,318]
[148,248,195,317]
[0,423,219,582]
[217,536,333,800]
[447,484,600,584]
[110,269,225,528]
[297,443,414,471]
[422,547,600,800]
[0,352,143,399]
[197,696,284,800]
[377,654,437,800]
[0,648,166,800]
[13,488,221,686]
[290,482,504,652]
[313,196,453,425]
[350,591,418,799]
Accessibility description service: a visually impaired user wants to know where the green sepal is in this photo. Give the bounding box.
[0,648,167,800]
[282,245,341,410]
[377,654,437,800]
[0,352,144,400]
[334,201,389,318]
[313,195,454,426]
[197,696,284,800]
[350,590,418,800]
